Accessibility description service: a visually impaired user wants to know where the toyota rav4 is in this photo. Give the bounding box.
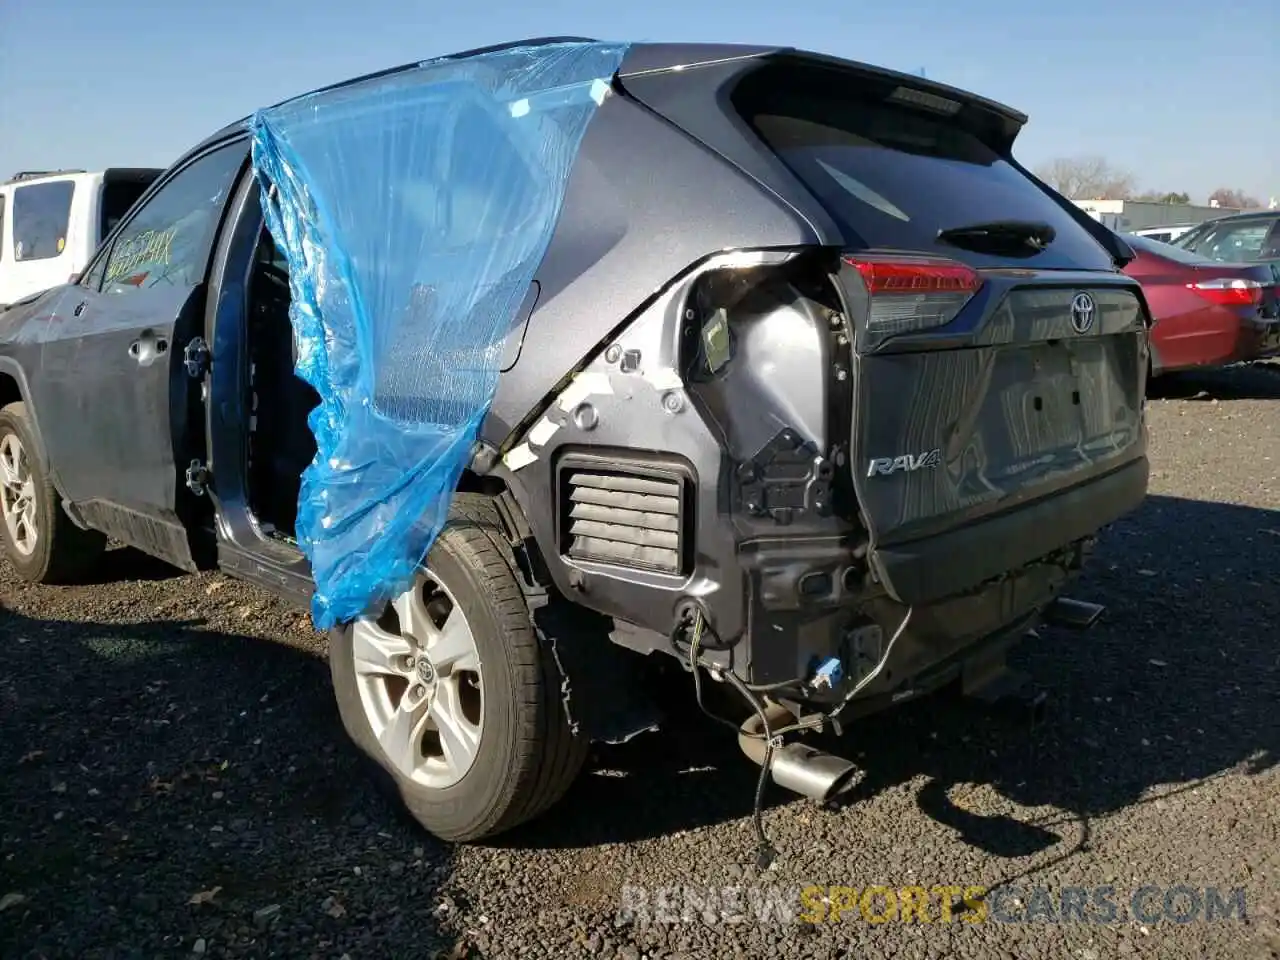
[0,39,1150,853]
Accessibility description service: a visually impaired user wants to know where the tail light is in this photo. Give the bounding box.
[1186,277,1264,307]
[842,254,983,336]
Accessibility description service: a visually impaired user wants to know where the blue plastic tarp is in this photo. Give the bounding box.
[249,40,629,629]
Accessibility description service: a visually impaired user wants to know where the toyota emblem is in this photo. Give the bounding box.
[1070,292,1097,334]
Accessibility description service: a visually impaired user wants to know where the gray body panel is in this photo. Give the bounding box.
[483,88,817,443]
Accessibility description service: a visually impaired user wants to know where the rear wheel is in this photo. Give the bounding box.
[328,495,587,841]
[0,402,106,583]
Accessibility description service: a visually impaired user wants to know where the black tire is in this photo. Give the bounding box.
[0,401,107,583]
[328,494,587,842]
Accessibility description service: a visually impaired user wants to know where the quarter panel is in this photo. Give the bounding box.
[0,286,78,477]
[482,91,817,444]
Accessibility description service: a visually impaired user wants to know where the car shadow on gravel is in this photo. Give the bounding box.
[835,492,1278,864]
[0,605,459,958]
[496,667,802,851]
[89,544,188,584]
[1149,361,1280,400]
[506,493,1278,863]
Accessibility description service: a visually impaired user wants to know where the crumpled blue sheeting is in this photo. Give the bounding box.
[249,41,629,629]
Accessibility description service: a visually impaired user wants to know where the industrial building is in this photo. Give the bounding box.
[1073,198,1244,232]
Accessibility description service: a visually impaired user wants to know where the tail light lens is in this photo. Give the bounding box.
[842,254,983,336]
[1186,277,1264,307]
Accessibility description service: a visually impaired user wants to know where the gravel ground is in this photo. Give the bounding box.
[2,362,1278,960]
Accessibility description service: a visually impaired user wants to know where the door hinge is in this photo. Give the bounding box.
[184,337,211,378]
[185,459,210,496]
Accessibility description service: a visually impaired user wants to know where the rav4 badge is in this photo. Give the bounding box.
[866,449,942,477]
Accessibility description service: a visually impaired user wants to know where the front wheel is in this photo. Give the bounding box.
[328,495,587,842]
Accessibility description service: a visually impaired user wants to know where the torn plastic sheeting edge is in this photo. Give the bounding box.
[247,41,631,630]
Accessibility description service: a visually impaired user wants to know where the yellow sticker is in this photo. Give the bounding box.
[57,236,65,253]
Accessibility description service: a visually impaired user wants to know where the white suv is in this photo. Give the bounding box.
[1130,223,1197,245]
[0,168,161,307]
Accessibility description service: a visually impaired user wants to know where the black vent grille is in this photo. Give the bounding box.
[562,468,686,574]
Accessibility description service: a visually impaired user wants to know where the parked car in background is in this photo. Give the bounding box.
[0,168,161,308]
[1172,210,1280,268]
[1131,223,1198,245]
[1122,232,1280,374]
[0,39,1150,847]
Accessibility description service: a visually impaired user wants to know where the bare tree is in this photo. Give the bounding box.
[1208,188,1262,210]
[1132,190,1191,204]
[1034,156,1136,200]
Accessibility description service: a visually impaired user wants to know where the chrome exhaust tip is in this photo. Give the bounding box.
[768,742,861,803]
[738,703,859,803]
[1043,596,1106,630]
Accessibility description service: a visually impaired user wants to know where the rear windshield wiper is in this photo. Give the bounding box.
[937,219,1057,252]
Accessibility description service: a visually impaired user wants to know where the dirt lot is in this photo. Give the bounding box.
[2,363,1278,960]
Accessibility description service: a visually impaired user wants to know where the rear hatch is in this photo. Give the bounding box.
[619,52,1151,604]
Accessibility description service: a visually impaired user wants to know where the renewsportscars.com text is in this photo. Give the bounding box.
[617,883,1249,926]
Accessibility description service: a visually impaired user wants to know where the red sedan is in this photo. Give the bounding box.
[1121,232,1280,374]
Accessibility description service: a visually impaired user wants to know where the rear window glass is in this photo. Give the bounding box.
[12,179,75,261]
[731,68,1113,271]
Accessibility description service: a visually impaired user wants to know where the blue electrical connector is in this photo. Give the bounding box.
[812,656,844,690]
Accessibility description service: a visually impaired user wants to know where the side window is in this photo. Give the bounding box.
[12,180,75,261]
[102,144,245,295]
[0,194,6,261]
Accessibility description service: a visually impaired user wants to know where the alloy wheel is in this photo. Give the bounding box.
[351,569,485,788]
[0,433,38,557]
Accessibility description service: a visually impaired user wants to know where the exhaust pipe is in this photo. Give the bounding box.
[1043,596,1105,630]
[738,702,860,804]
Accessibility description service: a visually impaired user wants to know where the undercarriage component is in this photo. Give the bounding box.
[537,603,664,744]
[1042,595,1106,630]
[962,659,1051,728]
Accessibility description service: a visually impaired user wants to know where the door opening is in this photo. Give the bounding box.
[245,226,319,542]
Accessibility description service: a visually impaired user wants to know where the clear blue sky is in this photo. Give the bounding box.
[2,0,1275,204]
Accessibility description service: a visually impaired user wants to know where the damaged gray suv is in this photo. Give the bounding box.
[0,39,1150,853]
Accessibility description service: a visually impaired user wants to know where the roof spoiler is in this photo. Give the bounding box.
[618,44,1028,152]
[771,49,1029,153]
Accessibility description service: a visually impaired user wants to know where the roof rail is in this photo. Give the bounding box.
[4,169,87,185]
